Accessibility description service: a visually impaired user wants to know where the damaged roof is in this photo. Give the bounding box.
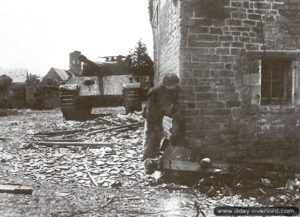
[50,67,70,81]
[42,67,74,85]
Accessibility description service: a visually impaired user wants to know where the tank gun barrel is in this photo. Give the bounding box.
[79,55,103,70]
[79,54,106,76]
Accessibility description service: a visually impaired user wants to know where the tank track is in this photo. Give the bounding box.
[123,87,142,114]
[59,89,91,120]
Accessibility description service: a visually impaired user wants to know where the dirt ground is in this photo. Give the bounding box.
[0,108,297,217]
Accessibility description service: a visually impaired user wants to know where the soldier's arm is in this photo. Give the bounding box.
[143,86,160,119]
[164,86,181,117]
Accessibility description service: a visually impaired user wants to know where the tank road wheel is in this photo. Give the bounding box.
[59,89,92,121]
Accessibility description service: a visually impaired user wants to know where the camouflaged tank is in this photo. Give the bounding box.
[59,55,145,120]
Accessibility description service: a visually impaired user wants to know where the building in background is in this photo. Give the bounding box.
[0,51,80,109]
[0,68,28,108]
[149,0,300,170]
[69,51,82,76]
[41,67,74,109]
[42,67,73,86]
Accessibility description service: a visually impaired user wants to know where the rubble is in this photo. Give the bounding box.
[0,109,299,216]
[0,112,146,189]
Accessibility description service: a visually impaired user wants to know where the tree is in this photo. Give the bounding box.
[126,40,154,78]
[26,74,45,109]
[26,74,41,85]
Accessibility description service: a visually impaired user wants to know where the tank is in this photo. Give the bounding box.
[59,55,145,120]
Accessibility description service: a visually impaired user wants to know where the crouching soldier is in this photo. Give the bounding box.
[142,73,184,173]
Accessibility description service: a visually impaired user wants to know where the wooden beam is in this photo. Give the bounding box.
[86,122,143,136]
[162,159,201,172]
[161,159,229,173]
[36,141,113,148]
[35,126,106,137]
[247,50,300,59]
[43,139,83,142]
[35,129,86,137]
[84,163,98,186]
[0,185,32,194]
[97,117,121,126]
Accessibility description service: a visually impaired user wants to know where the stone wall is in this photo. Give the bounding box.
[180,0,300,167]
[151,0,181,84]
[151,0,300,170]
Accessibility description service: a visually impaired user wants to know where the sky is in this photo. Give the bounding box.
[0,0,153,76]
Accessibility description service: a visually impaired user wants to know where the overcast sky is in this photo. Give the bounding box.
[0,0,153,75]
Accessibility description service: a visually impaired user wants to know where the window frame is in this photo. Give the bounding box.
[246,50,300,107]
[260,57,292,105]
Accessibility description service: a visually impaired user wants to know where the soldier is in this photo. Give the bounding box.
[142,73,184,173]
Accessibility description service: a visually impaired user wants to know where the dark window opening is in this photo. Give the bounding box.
[261,58,292,105]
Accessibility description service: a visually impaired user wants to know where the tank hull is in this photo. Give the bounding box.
[59,75,142,120]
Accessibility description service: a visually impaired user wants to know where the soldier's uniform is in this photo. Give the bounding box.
[143,73,184,161]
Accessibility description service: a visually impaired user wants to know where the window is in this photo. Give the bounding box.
[261,58,292,105]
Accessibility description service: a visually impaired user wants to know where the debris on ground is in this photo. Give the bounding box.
[0,109,299,216]
[0,185,32,194]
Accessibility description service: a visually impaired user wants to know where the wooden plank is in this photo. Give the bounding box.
[84,163,98,186]
[162,159,201,172]
[162,159,229,173]
[35,129,86,137]
[35,126,106,137]
[97,117,121,126]
[86,122,143,136]
[44,139,83,142]
[36,141,113,148]
[247,50,300,59]
[0,185,32,194]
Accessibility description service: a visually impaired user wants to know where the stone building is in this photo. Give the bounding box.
[149,0,300,170]
[69,51,82,76]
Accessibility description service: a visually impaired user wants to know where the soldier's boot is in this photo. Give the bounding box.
[144,158,160,175]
